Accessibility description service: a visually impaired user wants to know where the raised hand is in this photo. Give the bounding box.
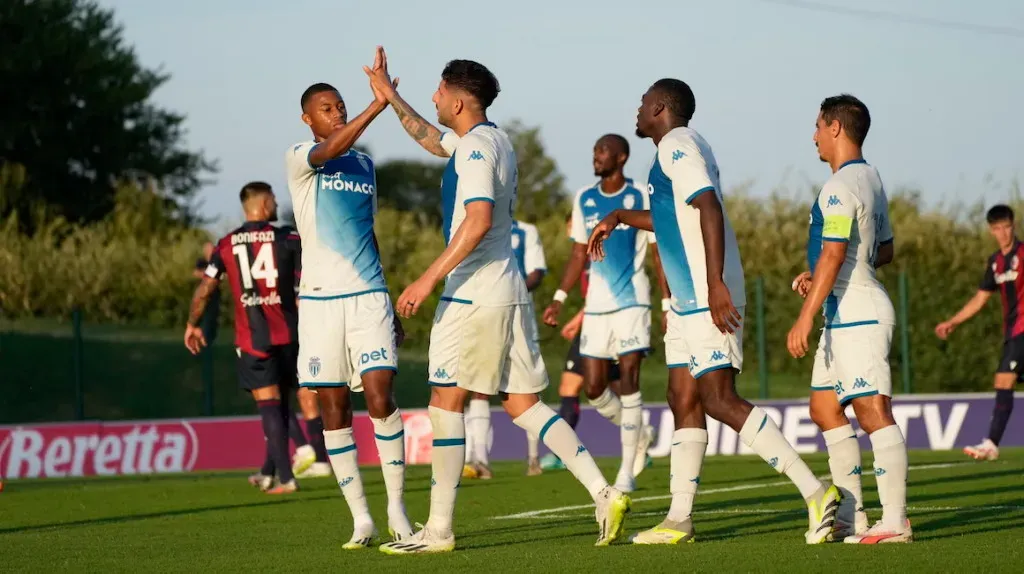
[364,45,399,104]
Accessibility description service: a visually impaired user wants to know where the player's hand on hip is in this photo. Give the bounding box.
[791,271,812,298]
[543,301,562,327]
[708,279,741,334]
[183,325,207,355]
[786,315,814,359]
[396,275,436,319]
[587,212,620,262]
[935,321,955,340]
[393,315,406,347]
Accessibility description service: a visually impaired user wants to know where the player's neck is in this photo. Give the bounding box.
[452,113,489,137]
[829,145,863,173]
[652,121,687,146]
[600,173,626,194]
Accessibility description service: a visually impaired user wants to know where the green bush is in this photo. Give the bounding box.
[2,183,1019,393]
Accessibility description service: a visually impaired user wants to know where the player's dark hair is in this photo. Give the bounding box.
[820,94,871,147]
[441,60,500,109]
[987,204,1015,224]
[240,181,273,203]
[599,134,630,158]
[300,82,339,110]
[651,78,696,123]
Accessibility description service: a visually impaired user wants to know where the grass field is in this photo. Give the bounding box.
[0,318,805,423]
[3,449,1023,572]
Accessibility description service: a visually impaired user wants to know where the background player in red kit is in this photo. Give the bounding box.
[184,181,302,493]
[937,204,1023,461]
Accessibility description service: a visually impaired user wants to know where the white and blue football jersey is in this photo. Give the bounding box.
[511,220,546,281]
[284,143,386,297]
[647,126,745,314]
[438,123,528,306]
[569,181,654,314]
[807,159,895,327]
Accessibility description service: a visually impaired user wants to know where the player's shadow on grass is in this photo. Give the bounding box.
[0,494,339,535]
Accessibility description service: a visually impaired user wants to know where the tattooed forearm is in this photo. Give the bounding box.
[187,277,218,326]
[390,93,447,157]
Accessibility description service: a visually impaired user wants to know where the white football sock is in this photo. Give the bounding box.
[589,387,622,426]
[526,431,539,459]
[466,398,491,466]
[822,424,864,520]
[869,425,908,531]
[618,392,643,479]
[324,428,372,529]
[372,409,408,520]
[739,407,822,500]
[667,428,708,522]
[514,401,608,499]
[426,406,465,536]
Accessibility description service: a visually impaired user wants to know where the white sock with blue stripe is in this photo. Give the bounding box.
[739,406,822,500]
[514,401,607,499]
[427,406,465,536]
[373,408,411,536]
[667,428,707,522]
[324,427,372,530]
[618,392,643,481]
[869,425,908,531]
[589,387,622,426]
[823,424,864,523]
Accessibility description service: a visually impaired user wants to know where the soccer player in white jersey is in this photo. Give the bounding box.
[463,219,548,479]
[544,134,665,492]
[364,47,630,553]
[787,94,911,544]
[283,68,413,549]
[588,78,841,545]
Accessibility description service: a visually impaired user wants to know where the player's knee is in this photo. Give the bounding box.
[810,403,845,430]
[582,380,605,401]
[430,386,467,412]
[849,396,894,434]
[364,391,394,420]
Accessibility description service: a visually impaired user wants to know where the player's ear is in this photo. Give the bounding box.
[829,119,842,139]
[453,97,464,116]
[301,112,313,128]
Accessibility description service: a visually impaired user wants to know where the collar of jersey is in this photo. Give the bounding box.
[595,180,630,198]
[469,121,497,132]
[838,158,868,170]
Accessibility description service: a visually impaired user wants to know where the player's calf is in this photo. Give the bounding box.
[810,390,867,540]
[849,395,908,537]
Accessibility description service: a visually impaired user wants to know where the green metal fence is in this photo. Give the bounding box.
[0,270,961,425]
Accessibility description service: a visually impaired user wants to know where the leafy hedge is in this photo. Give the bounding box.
[1,185,1017,393]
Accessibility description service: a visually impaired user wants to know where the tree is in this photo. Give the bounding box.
[0,0,216,227]
[375,159,446,225]
[505,120,570,222]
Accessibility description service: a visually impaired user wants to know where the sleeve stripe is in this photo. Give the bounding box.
[463,197,495,206]
[305,144,318,169]
[822,237,850,243]
[879,237,894,245]
[685,186,715,204]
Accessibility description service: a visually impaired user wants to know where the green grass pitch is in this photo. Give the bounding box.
[3,450,1023,572]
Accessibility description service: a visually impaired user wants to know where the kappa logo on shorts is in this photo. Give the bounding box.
[308,356,322,377]
[433,368,450,380]
[709,350,727,362]
[852,377,871,390]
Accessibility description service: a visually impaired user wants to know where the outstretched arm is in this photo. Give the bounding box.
[936,290,992,338]
[363,46,448,158]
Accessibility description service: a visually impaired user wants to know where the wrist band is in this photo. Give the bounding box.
[553,289,568,303]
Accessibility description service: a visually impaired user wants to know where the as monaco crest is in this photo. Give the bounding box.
[308,356,321,378]
[623,194,636,209]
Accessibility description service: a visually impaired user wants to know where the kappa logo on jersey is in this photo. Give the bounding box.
[468,150,485,160]
[623,194,636,209]
[319,173,374,195]
[671,150,685,163]
[359,347,389,365]
[584,198,597,208]
[852,377,871,390]
[826,195,843,207]
[308,356,322,377]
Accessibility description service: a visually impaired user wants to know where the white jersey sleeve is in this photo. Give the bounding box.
[641,188,657,245]
[570,188,589,244]
[523,223,547,273]
[454,135,497,206]
[439,132,459,157]
[660,136,717,204]
[818,178,859,243]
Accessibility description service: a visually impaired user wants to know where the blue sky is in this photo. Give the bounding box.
[99,0,1024,229]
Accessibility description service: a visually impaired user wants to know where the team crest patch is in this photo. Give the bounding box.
[623,194,636,209]
[357,155,369,172]
[308,356,322,377]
